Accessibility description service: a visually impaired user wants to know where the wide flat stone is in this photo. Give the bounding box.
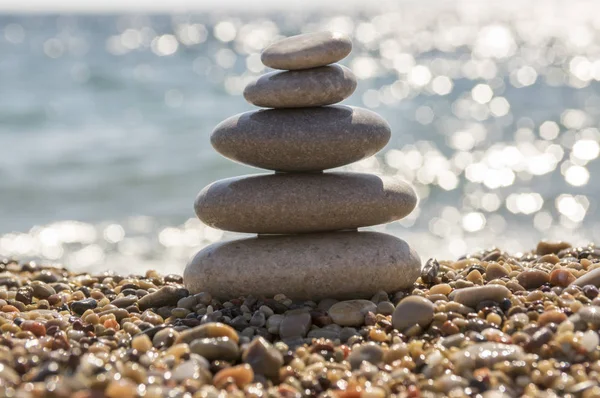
[194,172,417,234]
[261,31,352,70]
[211,106,390,172]
[183,231,421,300]
[244,64,356,108]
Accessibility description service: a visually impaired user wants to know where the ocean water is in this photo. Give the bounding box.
[2,0,600,274]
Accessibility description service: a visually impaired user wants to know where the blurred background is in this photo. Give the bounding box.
[1,0,600,273]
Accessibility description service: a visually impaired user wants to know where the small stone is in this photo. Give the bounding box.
[211,106,391,172]
[485,263,509,281]
[536,241,572,255]
[376,301,395,316]
[280,311,312,338]
[581,330,599,352]
[137,286,189,310]
[579,306,600,326]
[572,267,600,287]
[266,314,284,334]
[132,334,153,353]
[71,298,97,315]
[452,342,524,371]
[242,336,283,379]
[185,232,420,300]
[347,342,384,369]
[392,296,435,331]
[449,285,511,308]
[30,281,56,299]
[190,337,240,361]
[430,284,452,296]
[172,359,211,383]
[111,295,138,308]
[421,258,440,284]
[261,31,352,70]
[549,269,576,287]
[16,286,33,304]
[0,363,19,385]
[153,327,179,348]
[517,269,550,289]
[538,310,567,326]
[21,320,46,337]
[195,173,416,234]
[213,364,254,389]
[244,64,356,108]
[177,322,239,344]
[250,311,266,328]
[328,300,377,327]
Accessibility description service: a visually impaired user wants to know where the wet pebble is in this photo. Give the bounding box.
[392,295,434,331]
[328,299,376,327]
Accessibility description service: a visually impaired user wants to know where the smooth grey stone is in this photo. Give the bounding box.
[448,285,511,308]
[328,300,376,327]
[392,295,435,331]
[452,342,524,372]
[261,31,352,70]
[279,311,312,338]
[572,267,600,287]
[195,172,417,234]
[183,231,421,300]
[244,64,356,108]
[347,342,384,369]
[211,106,390,172]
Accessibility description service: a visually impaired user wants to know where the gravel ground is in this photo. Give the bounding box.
[1,241,600,397]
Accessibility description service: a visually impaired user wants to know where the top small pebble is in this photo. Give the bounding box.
[261,31,352,70]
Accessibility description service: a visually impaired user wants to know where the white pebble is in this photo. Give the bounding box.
[581,330,599,352]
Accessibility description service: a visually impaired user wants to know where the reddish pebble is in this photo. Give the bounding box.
[213,364,254,389]
[538,310,567,326]
[1,305,19,313]
[549,269,576,287]
[21,320,46,337]
[104,319,120,330]
[517,270,550,289]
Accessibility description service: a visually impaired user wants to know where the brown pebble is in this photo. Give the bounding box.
[536,241,572,255]
[549,269,576,287]
[517,269,550,289]
[21,320,46,337]
[538,310,567,326]
[176,322,239,344]
[213,364,254,388]
[485,263,509,281]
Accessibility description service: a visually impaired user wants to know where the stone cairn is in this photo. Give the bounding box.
[184,31,422,300]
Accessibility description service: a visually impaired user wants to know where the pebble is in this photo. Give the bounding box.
[485,263,510,281]
[549,269,576,287]
[392,295,435,331]
[452,342,525,371]
[261,31,352,70]
[579,306,600,326]
[572,267,600,287]
[328,300,376,327]
[279,311,312,338]
[171,360,211,383]
[177,322,239,344]
[244,64,357,108]
[376,301,395,315]
[30,281,56,299]
[449,285,511,308]
[516,269,550,289]
[242,336,283,379]
[536,241,572,255]
[71,298,97,315]
[137,286,189,310]
[347,342,384,369]
[213,364,254,389]
[190,337,239,361]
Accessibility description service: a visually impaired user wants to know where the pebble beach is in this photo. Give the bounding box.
[3,241,600,397]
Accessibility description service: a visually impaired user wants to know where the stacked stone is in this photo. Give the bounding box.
[184,32,422,300]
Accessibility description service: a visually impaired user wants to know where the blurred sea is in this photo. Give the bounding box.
[2,0,600,274]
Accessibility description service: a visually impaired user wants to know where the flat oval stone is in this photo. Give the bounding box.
[448,285,511,308]
[572,267,600,287]
[244,64,356,108]
[183,231,421,300]
[211,106,390,172]
[328,300,377,327]
[195,172,417,234]
[261,31,352,70]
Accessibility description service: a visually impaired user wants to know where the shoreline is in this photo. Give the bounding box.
[0,241,599,396]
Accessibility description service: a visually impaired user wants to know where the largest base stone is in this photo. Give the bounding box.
[184,231,421,300]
